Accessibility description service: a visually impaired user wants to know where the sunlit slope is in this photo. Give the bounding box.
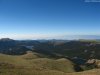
[0,53,75,75]
[68,69,100,75]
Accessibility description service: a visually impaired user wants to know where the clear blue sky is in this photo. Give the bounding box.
[0,0,100,39]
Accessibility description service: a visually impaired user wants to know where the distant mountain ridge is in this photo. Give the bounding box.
[0,38,100,60]
[0,38,14,41]
[56,35,100,40]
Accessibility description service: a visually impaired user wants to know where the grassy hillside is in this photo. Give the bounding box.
[0,52,75,75]
[0,52,100,75]
[68,69,100,75]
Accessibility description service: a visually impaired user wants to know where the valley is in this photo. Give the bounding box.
[0,38,100,75]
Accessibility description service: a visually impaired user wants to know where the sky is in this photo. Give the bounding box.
[0,0,100,39]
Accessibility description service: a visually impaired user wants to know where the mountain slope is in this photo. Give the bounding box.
[0,53,75,75]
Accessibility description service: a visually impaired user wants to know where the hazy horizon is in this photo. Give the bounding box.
[0,35,100,40]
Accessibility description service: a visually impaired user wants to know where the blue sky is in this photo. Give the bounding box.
[0,0,100,39]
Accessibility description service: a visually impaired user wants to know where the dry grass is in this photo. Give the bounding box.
[0,53,100,75]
